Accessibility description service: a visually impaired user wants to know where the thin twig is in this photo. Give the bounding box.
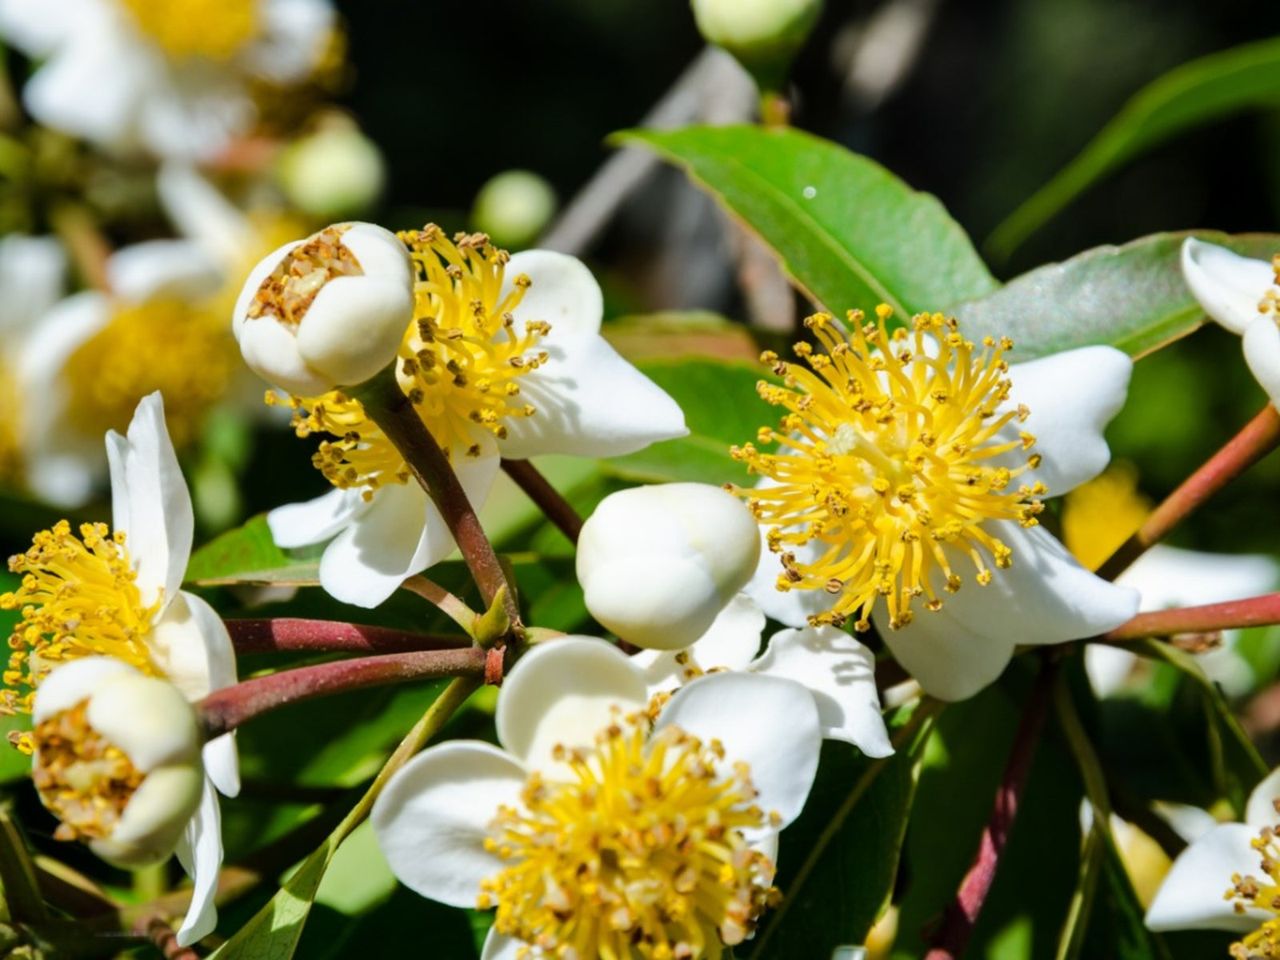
[400,575,479,634]
[924,658,1057,960]
[501,459,583,544]
[225,618,468,655]
[1097,404,1280,581]
[134,916,200,960]
[1102,592,1280,642]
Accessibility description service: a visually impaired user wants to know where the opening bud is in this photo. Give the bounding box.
[576,482,761,650]
[31,658,204,868]
[233,222,414,396]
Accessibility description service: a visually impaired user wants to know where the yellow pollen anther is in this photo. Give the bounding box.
[118,0,258,61]
[1260,253,1280,324]
[731,307,1043,631]
[0,522,158,717]
[1228,817,1280,958]
[249,224,362,327]
[480,714,779,959]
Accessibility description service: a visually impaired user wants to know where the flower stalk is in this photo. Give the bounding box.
[224,618,470,655]
[1102,592,1280,642]
[1096,403,1280,581]
[501,458,583,544]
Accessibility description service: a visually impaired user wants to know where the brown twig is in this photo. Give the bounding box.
[224,618,468,655]
[197,647,488,737]
[1096,404,1280,581]
[1103,593,1280,643]
[134,916,200,960]
[924,659,1057,960]
[500,459,583,544]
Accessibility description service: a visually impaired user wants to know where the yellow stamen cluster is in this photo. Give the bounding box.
[0,359,21,485]
[479,714,780,960]
[248,224,362,327]
[1227,802,1280,958]
[63,298,237,450]
[32,701,144,842]
[270,391,408,500]
[1260,254,1280,322]
[0,523,158,717]
[118,0,259,61]
[731,306,1045,632]
[1060,463,1151,572]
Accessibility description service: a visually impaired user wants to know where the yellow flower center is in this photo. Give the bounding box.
[479,714,779,960]
[1,522,159,717]
[1260,254,1280,323]
[1227,809,1280,958]
[247,223,363,328]
[32,699,144,842]
[277,226,549,497]
[1061,464,1151,572]
[731,306,1045,632]
[63,298,238,451]
[117,0,258,61]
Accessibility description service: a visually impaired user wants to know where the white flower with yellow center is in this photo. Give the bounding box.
[0,392,237,946]
[264,227,687,608]
[19,238,239,507]
[578,481,893,757]
[1146,768,1280,957]
[733,307,1140,701]
[372,638,822,960]
[0,0,333,160]
[1181,239,1280,407]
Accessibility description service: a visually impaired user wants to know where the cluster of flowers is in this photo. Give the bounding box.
[4,202,1280,959]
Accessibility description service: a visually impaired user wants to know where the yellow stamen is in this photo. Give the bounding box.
[1227,803,1280,958]
[1060,463,1151,572]
[0,522,159,717]
[480,713,779,960]
[32,700,144,842]
[731,306,1044,632]
[1259,254,1280,323]
[117,0,258,61]
[248,223,362,327]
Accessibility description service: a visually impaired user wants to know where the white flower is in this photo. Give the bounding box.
[19,239,231,506]
[1085,545,1280,698]
[32,657,203,866]
[1146,767,1280,953]
[577,481,891,756]
[1,392,238,946]
[232,222,415,396]
[737,309,1140,702]
[269,233,687,608]
[371,637,823,960]
[0,0,333,160]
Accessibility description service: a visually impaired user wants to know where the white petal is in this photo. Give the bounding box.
[655,672,822,831]
[1246,768,1280,828]
[0,0,89,54]
[267,487,365,548]
[339,222,411,281]
[296,275,413,387]
[1181,238,1275,335]
[32,656,138,722]
[1243,315,1280,410]
[496,334,687,459]
[87,675,201,772]
[370,741,524,908]
[632,593,766,696]
[479,931,524,960]
[243,0,333,83]
[495,637,647,772]
[121,393,194,610]
[237,312,329,396]
[1119,545,1280,612]
[0,234,65,337]
[882,608,1016,702]
[505,250,603,338]
[135,69,252,162]
[107,240,221,303]
[156,164,252,269]
[173,779,223,947]
[751,626,892,757]
[743,527,833,628]
[1153,801,1221,845]
[1145,823,1263,933]
[1004,346,1131,496]
[105,428,130,534]
[97,762,202,866]
[1084,644,1138,698]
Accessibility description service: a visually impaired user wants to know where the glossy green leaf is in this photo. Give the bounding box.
[186,514,323,586]
[952,231,1280,360]
[620,125,997,317]
[989,37,1280,259]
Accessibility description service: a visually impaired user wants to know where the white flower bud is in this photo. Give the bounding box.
[277,123,386,220]
[32,658,204,868]
[232,222,413,396]
[577,482,761,650]
[690,0,823,68]
[471,170,557,250]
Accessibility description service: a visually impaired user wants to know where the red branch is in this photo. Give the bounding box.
[1104,592,1280,642]
[225,618,469,655]
[924,662,1056,960]
[198,647,488,737]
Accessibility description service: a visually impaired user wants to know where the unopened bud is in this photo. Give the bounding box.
[690,0,823,82]
[277,121,386,219]
[577,483,761,650]
[471,170,557,250]
[32,658,203,868]
[233,222,413,396]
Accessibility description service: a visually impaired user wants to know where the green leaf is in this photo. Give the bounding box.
[186,515,323,586]
[619,125,997,318]
[601,358,775,485]
[952,231,1280,360]
[988,37,1280,259]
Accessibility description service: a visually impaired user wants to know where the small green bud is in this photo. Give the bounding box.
[690,0,823,89]
[277,121,385,219]
[471,170,557,250]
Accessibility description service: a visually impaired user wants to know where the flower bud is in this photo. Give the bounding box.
[471,170,557,250]
[233,222,413,396]
[577,482,761,650]
[32,658,204,868]
[277,122,386,220]
[690,0,823,77]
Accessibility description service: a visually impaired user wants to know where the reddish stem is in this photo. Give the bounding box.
[225,618,468,655]
[1103,593,1280,642]
[501,459,583,544]
[924,661,1056,960]
[1096,404,1280,581]
[198,647,487,737]
[134,916,199,960]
